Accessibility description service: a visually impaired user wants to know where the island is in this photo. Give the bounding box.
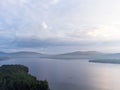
[0,64,50,90]
[89,59,120,64]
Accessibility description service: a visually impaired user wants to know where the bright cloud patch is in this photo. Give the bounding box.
[52,0,59,4]
[42,22,48,30]
[87,25,120,40]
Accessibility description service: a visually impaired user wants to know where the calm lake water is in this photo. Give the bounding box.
[0,58,120,90]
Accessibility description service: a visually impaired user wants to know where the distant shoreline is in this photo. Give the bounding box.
[89,59,120,64]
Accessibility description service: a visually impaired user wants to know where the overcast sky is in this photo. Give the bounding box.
[0,0,120,53]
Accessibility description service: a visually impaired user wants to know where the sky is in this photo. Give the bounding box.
[0,0,120,53]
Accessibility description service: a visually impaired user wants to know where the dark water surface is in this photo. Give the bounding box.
[0,58,120,90]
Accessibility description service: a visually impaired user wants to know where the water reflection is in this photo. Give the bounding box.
[0,58,120,90]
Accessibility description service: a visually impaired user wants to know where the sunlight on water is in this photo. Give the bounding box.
[1,58,120,90]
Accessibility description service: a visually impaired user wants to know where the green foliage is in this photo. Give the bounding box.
[0,64,50,90]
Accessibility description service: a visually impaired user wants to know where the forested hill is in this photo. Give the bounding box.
[0,64,50,90]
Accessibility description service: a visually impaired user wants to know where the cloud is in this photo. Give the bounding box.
[1,0,120,53]
[41,22,48,30]
[86,25,120,40]
[52,0,59,4]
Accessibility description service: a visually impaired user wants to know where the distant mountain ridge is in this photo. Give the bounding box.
[58,51,103,55]
[0,51,44,58]
[49,51,104,59]
[0,51,120,60]
[11,51,43,55]
[49,51,120,59]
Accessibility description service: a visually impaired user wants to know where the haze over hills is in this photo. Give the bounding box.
[10,51,43,57]
[49,51,104,59]
[48,51,120,60]
[0,51,120,60]
[0,51,45,58]
[58,51,103,56]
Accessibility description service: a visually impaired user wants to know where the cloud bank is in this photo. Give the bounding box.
[0,0,120,53]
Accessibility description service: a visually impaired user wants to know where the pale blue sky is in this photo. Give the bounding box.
[0,0,120,53]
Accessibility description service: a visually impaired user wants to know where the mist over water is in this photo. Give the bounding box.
[0,58,120,90]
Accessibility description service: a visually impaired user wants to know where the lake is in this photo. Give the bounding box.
[0,58,120,90]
